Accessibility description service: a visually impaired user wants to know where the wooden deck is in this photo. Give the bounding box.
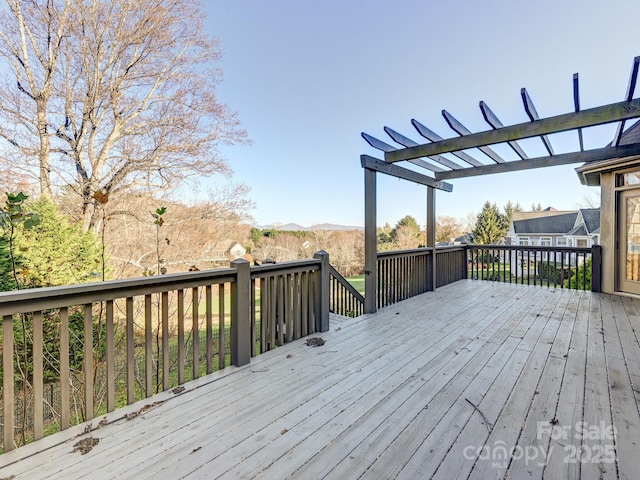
[1,280,640,479]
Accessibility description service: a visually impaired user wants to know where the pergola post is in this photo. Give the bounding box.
[427,186,436,290]
[364,165,377,314]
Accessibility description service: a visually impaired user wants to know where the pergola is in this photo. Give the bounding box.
[361,56,640,313]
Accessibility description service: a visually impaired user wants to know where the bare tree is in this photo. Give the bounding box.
[0,0,73,196]
[103,183,254,278]
[436,215,463,243]
[0,0,249,232]
[574,193,600,209]
[462,211,477,233]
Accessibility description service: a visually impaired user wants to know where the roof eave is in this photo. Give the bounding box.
[576,154,640,186]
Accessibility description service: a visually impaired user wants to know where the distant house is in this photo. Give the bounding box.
[199,240,247,266]
[436,233,472,247]
[508,208,600,248]
[228,242,247,260]
[506,207,600,277]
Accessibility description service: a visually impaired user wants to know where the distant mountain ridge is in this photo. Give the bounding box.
[255,223,363,231]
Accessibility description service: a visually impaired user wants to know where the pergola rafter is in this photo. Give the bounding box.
[386,96,640,166]
[360,56,640,313]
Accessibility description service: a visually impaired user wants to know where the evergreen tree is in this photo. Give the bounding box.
[503,200,522,226]
[0,196,102,290]
[472,202,508,244]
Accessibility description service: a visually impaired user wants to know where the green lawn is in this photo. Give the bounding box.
[347,274,365,295]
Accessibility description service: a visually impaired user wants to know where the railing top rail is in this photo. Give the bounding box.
[328,265,365,303]
[468,244,593,253]
[250,259,321,279]
[0,268,238,316]
[377,247,434,259]
[435,245,467,252]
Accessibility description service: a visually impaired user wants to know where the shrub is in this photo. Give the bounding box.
[537,261,572,285]
[565,258,592,290]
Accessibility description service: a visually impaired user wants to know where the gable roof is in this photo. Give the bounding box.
[513,212,578,235]
[579,208,600,233]
[511,210,575,223]
[567,224,587,236]
[512,208,600,236]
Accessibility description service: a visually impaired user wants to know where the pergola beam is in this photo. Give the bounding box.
[386,97,640,163]
[435,143,640,181]
[361,155,453,191]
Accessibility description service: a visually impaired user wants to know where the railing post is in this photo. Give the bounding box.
[231,258,251,367]
[314,250,330,332]
[591,245,602,293]
[363,164,377,314]
[426,186,436,290]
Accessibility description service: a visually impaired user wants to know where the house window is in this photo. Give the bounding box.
[577,239,588,248]
[540,237,551,246]
[557,238,567,246]
[567,238,574,247]
[519,237,529,246]
[618,171,640,186]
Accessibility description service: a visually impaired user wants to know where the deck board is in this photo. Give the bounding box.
[1,281,640,479]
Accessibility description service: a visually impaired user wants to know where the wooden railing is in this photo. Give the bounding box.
[0,252,330,452]
[375,246,469,309]
[377,248,433,308]
[435,246,468,288]
[372,243,601,311]
[467,244,602,292]
[328,265,365,317]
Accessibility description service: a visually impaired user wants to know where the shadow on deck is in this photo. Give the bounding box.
[1,280,639,479]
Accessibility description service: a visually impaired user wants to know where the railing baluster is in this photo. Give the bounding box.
[218,284,226,370]
[162,292,169,390]
[267,276,275,348]
[60,307,71,426]
[126,297,135,404]
[105,301,114,411]
[249,279,256,357]
[293,273,300,340]
[177,289,185,384]
[144,294,153,397]
[286,274,293,342]
[3,314,15,451]
[192,287,199,380]
[260,278,268,352]
[301,272,309,337]
[209,284,216,367]
[33,311,43,440]
[84,303,94,421]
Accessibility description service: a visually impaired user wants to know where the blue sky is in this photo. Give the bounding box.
[204,0,640,228]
